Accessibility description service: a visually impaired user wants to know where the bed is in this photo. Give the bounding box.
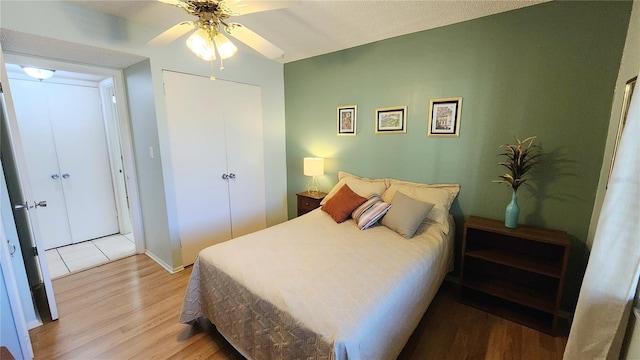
[180,172,460,359]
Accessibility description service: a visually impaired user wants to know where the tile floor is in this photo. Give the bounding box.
[45,233,135,279]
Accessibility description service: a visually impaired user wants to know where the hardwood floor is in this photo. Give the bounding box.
[30,254,567,359]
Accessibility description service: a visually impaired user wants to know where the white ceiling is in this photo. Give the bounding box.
[70,0,550,63]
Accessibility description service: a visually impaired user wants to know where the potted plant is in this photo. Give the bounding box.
[493,136,542,228]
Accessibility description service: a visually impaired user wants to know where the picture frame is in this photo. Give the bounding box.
[608,76,636,184]
[337,105,357,136]
[374,106,407,134]
[427,97,462,137]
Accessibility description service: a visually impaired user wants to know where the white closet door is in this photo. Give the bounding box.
[45,83,118,243]
[163,71,232,266]
[221,81,266,238]
[9,80,72,249]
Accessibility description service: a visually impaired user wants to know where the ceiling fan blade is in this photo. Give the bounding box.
[226,24,283,59]
[146,21,196,46]
[224,0,299,15]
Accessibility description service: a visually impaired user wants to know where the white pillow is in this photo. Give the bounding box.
[321,171,387,205]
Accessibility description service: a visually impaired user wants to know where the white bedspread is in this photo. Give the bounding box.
[180,209,454,359]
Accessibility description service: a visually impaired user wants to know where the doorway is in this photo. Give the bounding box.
[4,55,143,279]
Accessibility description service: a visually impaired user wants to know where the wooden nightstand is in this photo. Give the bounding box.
[296,191,327,216]
[459,216,570,335]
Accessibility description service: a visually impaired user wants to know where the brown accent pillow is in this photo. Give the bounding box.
[321,184,367,223]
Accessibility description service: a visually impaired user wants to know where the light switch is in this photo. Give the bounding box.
[149,146,155,159]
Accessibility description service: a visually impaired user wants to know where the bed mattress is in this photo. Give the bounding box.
[180,208,454,359]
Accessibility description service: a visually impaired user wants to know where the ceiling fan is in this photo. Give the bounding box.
[147,0,291,65]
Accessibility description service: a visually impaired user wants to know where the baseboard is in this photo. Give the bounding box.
[144,251,184,274]
[26,319,42,330]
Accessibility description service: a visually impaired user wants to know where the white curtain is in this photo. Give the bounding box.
[564,76,640,358]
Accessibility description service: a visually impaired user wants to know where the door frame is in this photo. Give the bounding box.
[4,52,146,254]
[99,78,132,235]
[0,219,34,359]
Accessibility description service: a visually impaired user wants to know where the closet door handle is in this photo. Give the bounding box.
[222,174,229,180]
[51,173,59,179]
[62,173,70,179]
[228,173,236,179]
[7,240,16,256]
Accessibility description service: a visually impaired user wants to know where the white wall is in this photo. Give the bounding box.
[0,264,24,358]
[0,1,288,270]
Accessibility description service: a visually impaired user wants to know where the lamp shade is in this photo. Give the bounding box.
[213,33,238,60]
[303,157,324,176]
[186,28,216,61]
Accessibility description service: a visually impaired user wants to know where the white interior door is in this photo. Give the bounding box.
[163,71,232,266]
[1,160,39,329]
[45,82,119,243]
[0,44,58,320]
[100,80,132,235]
[222,81,266,238]
[9,79,119,248]
[8,79,73,249]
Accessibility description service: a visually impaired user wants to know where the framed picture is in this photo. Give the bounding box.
[427,97,462,137]
[337,105,357,136]
[374,106,407,134]
[608,76,636,184]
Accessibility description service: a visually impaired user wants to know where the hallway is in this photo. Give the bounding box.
[44,234,135,278]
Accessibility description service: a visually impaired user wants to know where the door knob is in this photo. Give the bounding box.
[228,173,236,179]
[62,173,70,179]
[7,240,16,256]
[51,173,59,179]
[222,174,229,180]
[14,203,26,211]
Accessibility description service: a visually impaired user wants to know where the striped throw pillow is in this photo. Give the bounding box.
[352,194,392,230]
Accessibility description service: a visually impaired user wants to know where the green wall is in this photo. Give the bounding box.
[284,1,631,310]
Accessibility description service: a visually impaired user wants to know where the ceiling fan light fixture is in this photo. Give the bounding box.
[22,66,55,80]
[186,28,216,61]
[213,33,238,60]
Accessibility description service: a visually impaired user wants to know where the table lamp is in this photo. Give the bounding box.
[304,157,324,194]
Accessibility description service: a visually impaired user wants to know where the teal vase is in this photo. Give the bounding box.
[505,192,520,228]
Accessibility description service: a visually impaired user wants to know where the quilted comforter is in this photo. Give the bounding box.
[180,209,454,359]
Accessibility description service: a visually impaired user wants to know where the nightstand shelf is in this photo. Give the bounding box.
[462,275,556,313]
[296,191,327,216]
[464,249,562,278]
[459,216,570,335]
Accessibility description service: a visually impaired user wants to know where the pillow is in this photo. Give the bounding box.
[386,178,460,197]
[351,194,391,230]
[381,191,435,239]
[382,181,460,234]
[321,171,387,205]
[321,184,367,223]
